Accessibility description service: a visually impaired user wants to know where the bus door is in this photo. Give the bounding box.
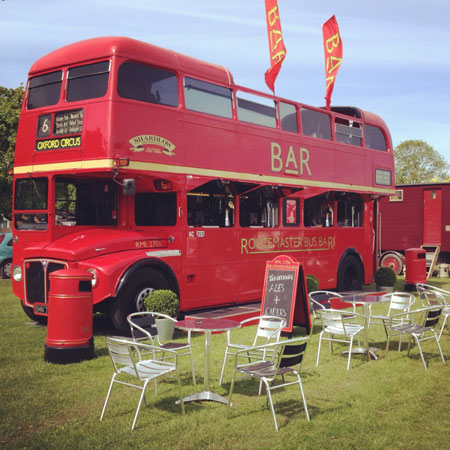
[182,180,239,309]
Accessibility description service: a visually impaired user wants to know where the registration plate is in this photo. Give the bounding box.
[34,304,48,315]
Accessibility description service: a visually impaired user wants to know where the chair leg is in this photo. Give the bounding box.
[131,379,150,430]
[264,380,279,432]
[434,331,446,364]
[100,374,116,421]
[414,336,428,370]
[296,373,310,421]
[176,370,185,415]
[438,315,448,341]
[227,370,237,411]
[316,333,323,366]
[346,337,354,371]
[189,349,196,385]
[219,349,229,386]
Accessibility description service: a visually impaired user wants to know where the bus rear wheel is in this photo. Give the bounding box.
[110,267,171,334]
[337,254,363,292]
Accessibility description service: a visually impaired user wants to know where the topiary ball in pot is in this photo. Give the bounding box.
[306,275,319,293]
[143,290,179,341]
[374,267,396,292]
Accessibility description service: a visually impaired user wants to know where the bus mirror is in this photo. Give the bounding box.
[123,179,135,196]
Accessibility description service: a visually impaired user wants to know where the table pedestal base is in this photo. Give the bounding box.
[178,390,230,405]
[342,347,380,360]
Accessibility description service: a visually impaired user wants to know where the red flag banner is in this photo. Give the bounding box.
[322,15,343,109]
[264,0,286,92]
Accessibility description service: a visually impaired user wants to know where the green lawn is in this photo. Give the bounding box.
[1,278,449,449]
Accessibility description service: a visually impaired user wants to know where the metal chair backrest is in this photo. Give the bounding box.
[106,337,138,376]
[422,290,445,307]
[385,292,415,315]
[129,313,158,342]
[319,308,346,329]
[251,316,284,346]
[423,306,442,329]
[278,339,308,370]
[309,291,342,310]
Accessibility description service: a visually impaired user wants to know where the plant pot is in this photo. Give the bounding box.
[377,285,394,293]
[155,318,175,341]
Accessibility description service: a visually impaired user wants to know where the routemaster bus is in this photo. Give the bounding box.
[12,37,395,332]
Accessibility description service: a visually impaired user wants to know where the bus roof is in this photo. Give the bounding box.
[29,36,234,86]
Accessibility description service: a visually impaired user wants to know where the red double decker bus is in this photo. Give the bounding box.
[12,37,395,332]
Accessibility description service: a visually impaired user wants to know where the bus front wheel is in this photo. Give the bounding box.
[111,267,170,334]
[337,254,363,292]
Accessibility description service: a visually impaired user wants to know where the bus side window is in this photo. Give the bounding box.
[365,124,387,151]
[301,108,331,140]
[239,187,278,228]
[187,180,235,228]
[135,192,177,226]
[280,102,298,133]
[337,193,363,227]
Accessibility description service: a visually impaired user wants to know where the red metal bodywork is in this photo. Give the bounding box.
[12,37,395,319]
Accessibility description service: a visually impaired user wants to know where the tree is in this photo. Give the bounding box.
[0,85,24,219]
[394,139,450,184]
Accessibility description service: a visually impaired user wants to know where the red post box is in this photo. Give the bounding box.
[44,268,94,364]
[405,248,427,291]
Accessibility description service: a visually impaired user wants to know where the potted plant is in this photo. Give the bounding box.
[374,267,396,292]
[144,289,179,341]
[306,274,319,294]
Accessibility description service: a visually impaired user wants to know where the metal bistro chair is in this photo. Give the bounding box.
[127,312,196,386]
[416,284,450,341]
[309,291,358,325]
[316,309,366,371]
[227,337,310,432]
[385,305,446,370]
[100,337,185,430]
[219,315,284,387]
[369,292,416,350]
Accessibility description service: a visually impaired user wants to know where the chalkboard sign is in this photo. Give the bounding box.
[261,255,311,333]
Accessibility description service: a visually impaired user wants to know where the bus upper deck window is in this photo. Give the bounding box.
[301,108,331,140]
[365,124,387,151]
[280,102,298,133]
[27,71,62,109]
[118,62,178,107]
[67,61,110,102]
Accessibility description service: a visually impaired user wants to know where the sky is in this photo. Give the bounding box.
[1,0,449,164]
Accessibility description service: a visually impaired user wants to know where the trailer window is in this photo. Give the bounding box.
[27,71,62,109]
[135,192,177,226]
[67,61,110,102]
[55,179,117,226]
[184,77,232,118]
[118,62,178,107]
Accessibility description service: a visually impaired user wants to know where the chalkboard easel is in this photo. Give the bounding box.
[260,255,311,333]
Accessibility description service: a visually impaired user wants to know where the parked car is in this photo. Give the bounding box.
[0,232,12,279]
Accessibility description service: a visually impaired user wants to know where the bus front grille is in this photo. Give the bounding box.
[25,260,67,304]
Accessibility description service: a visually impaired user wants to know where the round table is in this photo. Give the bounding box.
[175,318,240,404]
[339,294,390,360]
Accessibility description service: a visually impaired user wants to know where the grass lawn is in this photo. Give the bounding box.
[1,277,449,449]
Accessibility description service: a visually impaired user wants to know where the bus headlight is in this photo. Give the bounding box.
[87,268,98,287]
[12,265,22,282]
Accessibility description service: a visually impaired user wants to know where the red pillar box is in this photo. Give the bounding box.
[405,248,427,290]
[44,269,94,364]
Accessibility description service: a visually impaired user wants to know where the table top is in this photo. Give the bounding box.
[175,318,240,333]
[340,294,390,304]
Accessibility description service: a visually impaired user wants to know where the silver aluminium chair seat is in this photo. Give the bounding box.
[100,337,185,430]
[227,337,310,432]
[385,305,446,370]
[219,315,284,386]
[316,309,365,370]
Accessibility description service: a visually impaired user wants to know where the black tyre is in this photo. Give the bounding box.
[337,254,363,292]
[380,252,404,275]
[21,302,48,324]
[0,259,12,279]
[110,267,170,333]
